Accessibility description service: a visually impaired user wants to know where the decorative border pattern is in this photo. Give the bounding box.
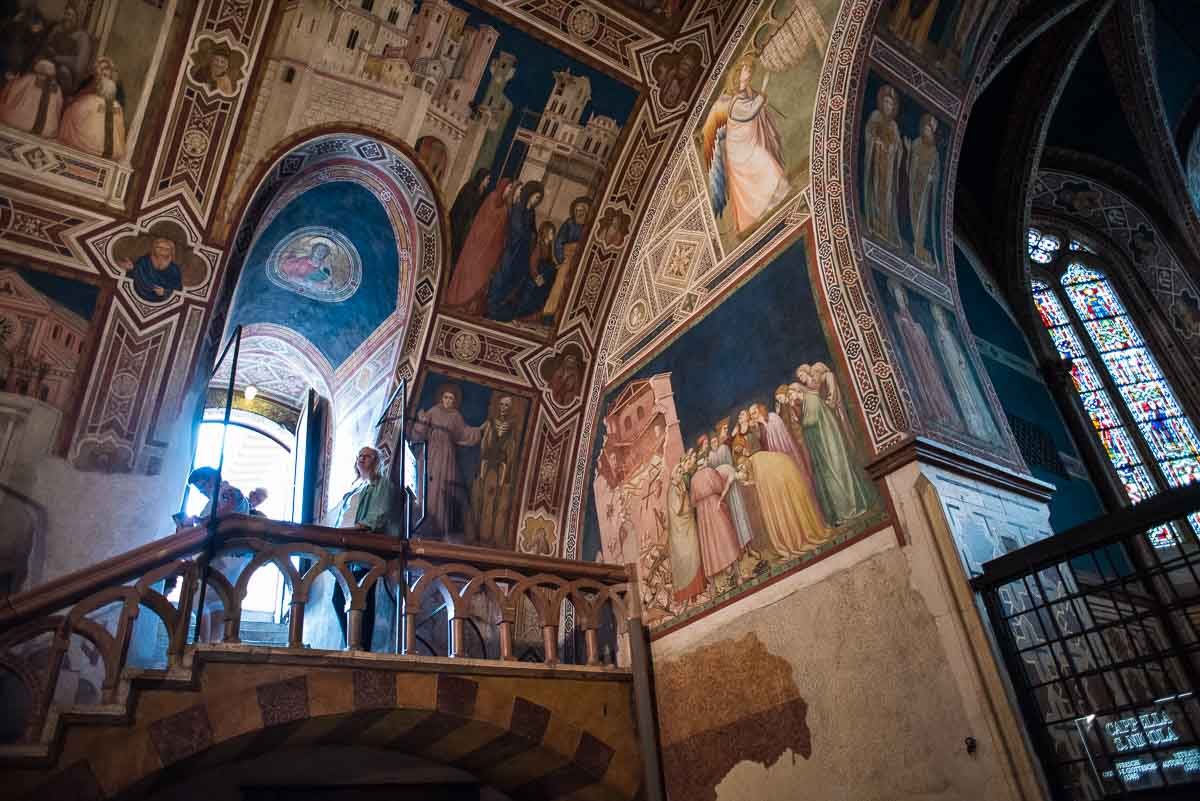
[1033,169,1200,399]
[142,0,273,222]
[869,37,962,118]
[0,187,113,271]
[0,129,132,209]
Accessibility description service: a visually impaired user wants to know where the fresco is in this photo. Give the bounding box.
[0,263,100,421]
[228,181,401,367]
[0,0,177,161]
[614,0,695,28]
[586,234,887,630]
[188,36,245,97]
[872,271,1001,444]
[112,221,208,306]
[266,227,362,303]
[373,1,637,334]
[695,0,837,248]
[408,371,531,550]
[883,0,1001,78]
[860,74,948,271]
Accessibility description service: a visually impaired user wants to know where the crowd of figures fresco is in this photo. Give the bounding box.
[860,74,948,271]
[408,372,530,551]
[588,236,886,629]
[696,0,838,247]
[873,273,1001,443]
[0,0,175,160]
[883,0,1001,78]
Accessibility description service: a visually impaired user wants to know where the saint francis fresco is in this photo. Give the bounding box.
[408,373,530,551]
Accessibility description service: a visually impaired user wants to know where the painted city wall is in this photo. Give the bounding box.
[585,232,888,631]
[226,0,638,336]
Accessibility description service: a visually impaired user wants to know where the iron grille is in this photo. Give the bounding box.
[973,485,1200,800]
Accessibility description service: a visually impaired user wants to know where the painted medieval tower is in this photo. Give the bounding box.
[593,373,685,626]
[226,0,512,210]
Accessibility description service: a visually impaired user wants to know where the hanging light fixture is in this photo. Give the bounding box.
[244,385,258,401]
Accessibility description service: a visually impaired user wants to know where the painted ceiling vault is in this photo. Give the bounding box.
[2,0,1200,579]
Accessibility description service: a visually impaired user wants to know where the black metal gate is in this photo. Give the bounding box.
[973,485,1200,800]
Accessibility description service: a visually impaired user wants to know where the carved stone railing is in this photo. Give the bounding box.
[0,516,638,755]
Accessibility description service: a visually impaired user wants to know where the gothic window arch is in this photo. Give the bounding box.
[1027,224,1200,541]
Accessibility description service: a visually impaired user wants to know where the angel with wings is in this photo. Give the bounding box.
[701,53,791,234]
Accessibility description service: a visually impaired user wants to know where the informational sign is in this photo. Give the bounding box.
[1083,707,1200,791]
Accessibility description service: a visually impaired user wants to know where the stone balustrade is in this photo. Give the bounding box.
[0,516,637,752]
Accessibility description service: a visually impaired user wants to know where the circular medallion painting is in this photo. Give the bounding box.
[266,226,361,302]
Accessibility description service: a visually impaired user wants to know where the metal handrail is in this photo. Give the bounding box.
[193,324,244,642]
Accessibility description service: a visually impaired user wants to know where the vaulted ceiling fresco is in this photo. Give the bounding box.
[3,0,1199,591]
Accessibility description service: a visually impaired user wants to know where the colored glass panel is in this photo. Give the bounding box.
[1117,465,1158,504]
[1081,390,1123,431]
[1162,457,1200,487]
[1120,381,1182,423]
[1102,348,1160,386]
[1048,325,1086,359]
[1148,525,1178,549]
[1068,358,1103,393]
[1084,316,1142,353]
[1027,229,1061,264]
[1144,418,1200,462]
[1034,291,1070,328]
[1065,281,1124,321]
[1030,243,1200,521]
[1098,427,1140,468]
[1061,263,1108,286]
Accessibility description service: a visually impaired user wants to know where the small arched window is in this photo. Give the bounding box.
[1028,226,1200,544]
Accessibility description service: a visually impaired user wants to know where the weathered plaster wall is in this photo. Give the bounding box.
[651,534,996,801]
[648,452,1052,801]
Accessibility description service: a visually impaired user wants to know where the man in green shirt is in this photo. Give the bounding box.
[330,446,395,650]
[332,446,394,531]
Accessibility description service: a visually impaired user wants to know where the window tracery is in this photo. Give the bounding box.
[1028,226,1200,545]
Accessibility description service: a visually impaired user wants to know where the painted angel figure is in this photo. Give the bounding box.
[701,53,791,234]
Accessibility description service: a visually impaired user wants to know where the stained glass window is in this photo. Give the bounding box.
[1030,238,1200,548]
[1068,239,1095,253]
[1027,229,1062,264]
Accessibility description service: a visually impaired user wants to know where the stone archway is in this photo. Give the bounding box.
[13,657,642,801]
[210,131,449,487]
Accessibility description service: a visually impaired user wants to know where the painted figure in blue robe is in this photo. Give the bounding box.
[535,196,592,322]
[487,181,544,320]
[496,221,558,322]
[120,237,183,303]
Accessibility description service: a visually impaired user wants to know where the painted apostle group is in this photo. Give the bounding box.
[444,168,590,326]
[0,0,128,159]
[666,363,876,601]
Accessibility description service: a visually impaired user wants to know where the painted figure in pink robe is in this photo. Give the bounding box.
[888,278,958,428]
[444,178,513,315]
[409,385,482,539]
[0,58,62,138]
[689,437,742,583]
[702,54,791,235]
[58,56,126,160]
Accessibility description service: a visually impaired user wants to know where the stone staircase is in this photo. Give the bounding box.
[0,516,658,801]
